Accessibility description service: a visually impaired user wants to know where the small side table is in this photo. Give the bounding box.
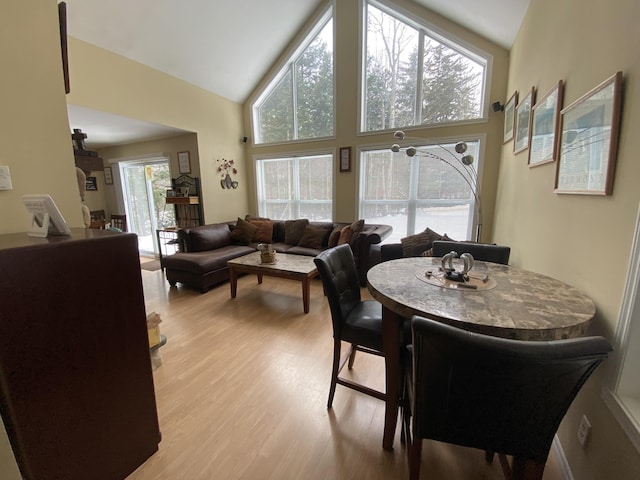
[156,228,180,271]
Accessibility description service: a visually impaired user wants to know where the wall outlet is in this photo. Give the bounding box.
[577,414,592,447]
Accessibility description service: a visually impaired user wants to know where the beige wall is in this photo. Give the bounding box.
[0,0,84,234]
[242,0,509,241]
[67,39,247,224]
[97,133,200,218]
[494,0,640,477]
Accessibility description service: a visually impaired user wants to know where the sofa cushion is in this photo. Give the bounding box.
[163,245,255,274]
[272,221,286,243]
[231,217,258,245]
[249,220,274,243]
[284,219,309,245]
[189,224,232,252]
[298,224,331,249]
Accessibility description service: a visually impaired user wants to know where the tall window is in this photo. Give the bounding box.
[359,141,480,243]
[252,9,334,144]
[362,1,489,132]
[256,154,334,221]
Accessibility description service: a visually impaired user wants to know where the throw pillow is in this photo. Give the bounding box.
[249,220,274,243]
[230,217,258,245]
[400,230,433,257]
[284,219,309,245]
[298,224,331,250]
[337,219,365,247]
[327,226,342,247]
[245,214,270,222]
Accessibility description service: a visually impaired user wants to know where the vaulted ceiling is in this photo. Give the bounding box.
[65,0,530,148]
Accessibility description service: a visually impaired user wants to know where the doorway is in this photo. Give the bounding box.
[119,158,175,256]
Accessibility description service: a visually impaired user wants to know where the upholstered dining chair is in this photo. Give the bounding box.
[314,244,386,408]
[402,316,611,480]
[431,240,511,265]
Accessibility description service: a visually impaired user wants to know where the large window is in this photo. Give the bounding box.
[362,1,489,133]
[252,9,334,145]
[359,141,480,242]
[256,154,334,221]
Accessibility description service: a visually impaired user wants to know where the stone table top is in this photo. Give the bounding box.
[227,251,317,275]
[367,257,596,340]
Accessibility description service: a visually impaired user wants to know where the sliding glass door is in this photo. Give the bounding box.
[120,159,175,255]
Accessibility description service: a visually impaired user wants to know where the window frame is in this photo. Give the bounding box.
[254,149,336,221]
[251,3,336,146]
[357,135,485,243]
[359,0,493,135]
[603,202,640,453]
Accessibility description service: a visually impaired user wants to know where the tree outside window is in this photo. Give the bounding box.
[363,2,487,132]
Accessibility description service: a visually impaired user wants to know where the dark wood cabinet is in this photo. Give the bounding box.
[0,229,160,480]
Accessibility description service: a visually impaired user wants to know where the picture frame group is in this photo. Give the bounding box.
[502,71,623,196]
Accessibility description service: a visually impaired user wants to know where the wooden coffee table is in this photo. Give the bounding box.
[227,252,318,313]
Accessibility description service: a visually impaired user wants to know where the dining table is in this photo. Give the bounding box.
[366,256,597,450]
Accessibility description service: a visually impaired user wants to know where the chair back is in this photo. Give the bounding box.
[432,240,510,264]
[314,245,362,337]
[110,214,127,232]
[410,316,611,463]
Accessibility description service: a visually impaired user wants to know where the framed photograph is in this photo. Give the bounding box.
[86,176,97,191]
[103,166,113,185]
[339,147,351,172]
[514,87,535,154]
[503,91,518,143]
[178,151,191,174]
[529,81,564,167]
[555,71,623,195]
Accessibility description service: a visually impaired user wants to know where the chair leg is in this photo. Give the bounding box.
[408,436,422,480]
[348,343,357,369]
[327,339,342,408]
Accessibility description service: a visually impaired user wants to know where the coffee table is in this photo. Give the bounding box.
[227,252,318,313]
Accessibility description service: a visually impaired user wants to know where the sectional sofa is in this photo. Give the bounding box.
[162,217,392,292]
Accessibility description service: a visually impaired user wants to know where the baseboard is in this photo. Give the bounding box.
[552,434,575,480]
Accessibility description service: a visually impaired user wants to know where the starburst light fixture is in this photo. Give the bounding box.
[390,130,482,241]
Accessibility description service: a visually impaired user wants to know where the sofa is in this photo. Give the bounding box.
[163,217,392,292]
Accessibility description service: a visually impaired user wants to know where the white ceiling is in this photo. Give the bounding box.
[65,0,530,149]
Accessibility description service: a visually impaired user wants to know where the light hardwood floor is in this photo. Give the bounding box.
[129,268,564,480]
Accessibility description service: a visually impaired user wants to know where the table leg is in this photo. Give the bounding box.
[302,277,311,314]
[382,306,403,450]
[257,273,263,285]
[230,267,238,298]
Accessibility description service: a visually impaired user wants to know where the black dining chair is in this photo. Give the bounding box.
[431,240,511,264]
[403,315,611,480]
[314,244,386,408]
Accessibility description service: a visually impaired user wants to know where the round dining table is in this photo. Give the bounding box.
[366,256,596,450]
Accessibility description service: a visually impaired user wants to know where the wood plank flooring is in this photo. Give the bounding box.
[128,268,564,480]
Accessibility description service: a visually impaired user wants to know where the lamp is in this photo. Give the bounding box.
[391,130,482,242]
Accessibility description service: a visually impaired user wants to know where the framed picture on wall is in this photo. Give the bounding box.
[529,80,564,167]
[104,166,113,185]
[178,151,191,174]
[503,91,518,143]
[86,176,97,191]
[555,71,623,195]
[514,87,535,154]
[339,147,351,172]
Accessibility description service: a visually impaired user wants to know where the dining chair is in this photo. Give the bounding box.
[314,244,386,408]
[431,240,510,264]
[90,209,106,222]
[110,214,127,232]
[402,315,611,480]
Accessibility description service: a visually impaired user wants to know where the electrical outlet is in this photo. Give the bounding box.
[577,414,592,447]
